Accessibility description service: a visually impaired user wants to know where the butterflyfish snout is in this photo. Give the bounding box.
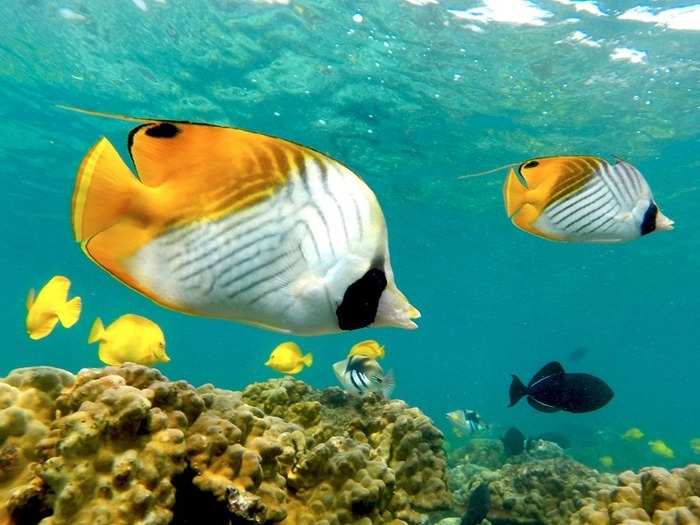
[69,109,417,335]
[503,155,673,243]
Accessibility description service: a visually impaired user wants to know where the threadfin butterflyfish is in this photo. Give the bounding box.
[502,156,673,242]
[265,341,312,374]
[332,355,395,397]
[88,314,168,366]
[66,108,420,335]
[25,276,82,340]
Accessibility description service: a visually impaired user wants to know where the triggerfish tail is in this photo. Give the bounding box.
[303,353,313,367]
[508,375,527,407]
[58,296,82,328]
[88,317,106,344]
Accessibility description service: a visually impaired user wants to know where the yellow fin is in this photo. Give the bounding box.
[303,353,313,367]
[26,289,35,311]
[72,137,147,243]
[28,318,60,340]
[41,276,71,304]
[98,345,120,366]
[88,318,105,344]
[288,364,304,374]
[58,296,82,328]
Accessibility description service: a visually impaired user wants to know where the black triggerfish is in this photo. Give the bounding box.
[508,361,613,413]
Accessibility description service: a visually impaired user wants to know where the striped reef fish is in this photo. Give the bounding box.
[503,156,673,242]
[446,409,488,436]
[68,109,420,335]
[332,355,395,397]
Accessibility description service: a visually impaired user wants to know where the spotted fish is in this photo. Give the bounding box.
[503,156,673,242]
[69,109,420,335]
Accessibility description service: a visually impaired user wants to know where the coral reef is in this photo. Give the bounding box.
[0,365,450,525]
[572,464,700,524]
[449,443,615,525]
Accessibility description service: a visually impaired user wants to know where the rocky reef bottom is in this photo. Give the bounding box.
[0,365,449,525]
[2,365,699,525]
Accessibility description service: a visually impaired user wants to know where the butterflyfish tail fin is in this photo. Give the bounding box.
[26,288,35,311]
[58,296,82,328]
[508,375,528,407]
[382,370,396,399]
[72,137,145,243]
[88,318,105,344]
[56,105,150,124]
[303,353,313,367]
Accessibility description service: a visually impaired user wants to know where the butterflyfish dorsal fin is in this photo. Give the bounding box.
[126,121,299,192]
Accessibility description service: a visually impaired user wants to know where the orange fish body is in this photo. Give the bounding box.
[503,156,673,243]
[71,115,419,335]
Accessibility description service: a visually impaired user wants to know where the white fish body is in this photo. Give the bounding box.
[332,356,395,397]
[504,156,673,243]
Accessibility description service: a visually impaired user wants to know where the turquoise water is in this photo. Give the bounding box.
[1,0,699,473]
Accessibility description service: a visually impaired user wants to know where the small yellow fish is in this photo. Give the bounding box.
[348,339,385,360]
[648,440,674,459]
[599,456,614,468]
[690,438,700,454]
[265,342,312,374]
[622,427,644,441]
[452,427,464,438]
[26,276,82,340]
[88,314,168,366]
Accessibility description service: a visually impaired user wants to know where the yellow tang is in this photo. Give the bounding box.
[599,456,614,468]
[25,275,82,340]
[88,314,169,366]
[648,440,674,459]
[348,339,385,359]
[68,108,420,335]
[622,427,644,441]
[265,342,312,374]
[503,156,673,242]
[690,438,700,454]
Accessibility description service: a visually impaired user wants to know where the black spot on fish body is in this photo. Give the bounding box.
[502,427,526,456]
[336,268,387,330]
[145,122,181,138]
[523,160,539,169]
[641,201,658,235]
[460,483,490,525]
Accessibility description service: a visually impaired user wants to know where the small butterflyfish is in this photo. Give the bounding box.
[648,440,674,459]
[332,355,395,397]
[509,361,614,413]
[348,339,385,359]
[26,276,82,340]
[65,107,419,335]
[265,342,312,374]
[501,156,673,242]
[622,427,644,441]
[88,314,169,366]
[599,456,614,468]
[446,409,489,436]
